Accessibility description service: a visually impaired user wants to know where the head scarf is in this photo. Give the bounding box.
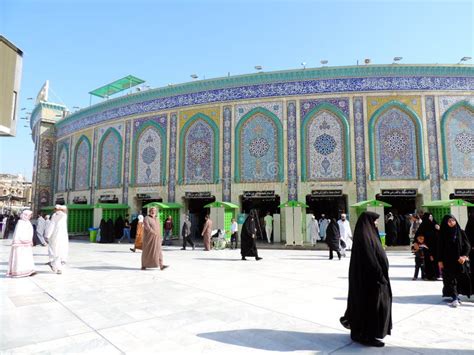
[20,210,33,221]
[353,211,380,244]
[138,215,144,223]
[440,214,461,240]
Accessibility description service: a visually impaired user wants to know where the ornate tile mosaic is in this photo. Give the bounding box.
[182,118,217,184]
[168,113,177,201]
[303,110,345,180]
[300,98,350,118]
[374,108,419,179]
[73,136,91,190]
[287,101,298,200]
[56,141,69,192]
[425,97,441,199]
[123,121,131,203]
[179,107,220,130]
[40,139,53,169]
[132,115,167,186]
[439,96,474,116]
[90,128,98,202]
[98,128,122,189]
[235,101,283,123]
[367,96,422,120]
[353,97,367,201]
[222,107,232,201]
[444,105,474,178]
[57,76,473,137]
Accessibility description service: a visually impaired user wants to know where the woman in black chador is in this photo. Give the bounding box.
[326,218,341,260]
[416,212,439,279]
[340,211,392,348]
[438,214,471,307]
[240,209,262,261]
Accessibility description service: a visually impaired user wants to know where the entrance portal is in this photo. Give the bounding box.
[305,194,347,220]
[376,194,417,216]
[241,192,280,241]
[185,193,216,241]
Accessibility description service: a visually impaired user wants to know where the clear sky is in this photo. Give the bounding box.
[0,0,472,181]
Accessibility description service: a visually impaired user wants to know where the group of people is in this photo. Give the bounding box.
[385,211,421,246]
[6,205,70,277]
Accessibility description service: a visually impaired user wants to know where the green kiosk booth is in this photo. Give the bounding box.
[422,199,474,228]
[204,201,239,240]
[93,203,130,228]
[279,200,308,246]
[142,202,183,238]
[41,204,94,235]
[350,199,392,233]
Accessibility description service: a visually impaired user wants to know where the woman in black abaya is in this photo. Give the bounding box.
[240,209,262,261]
[340,211,392,348]
[438,214,471,306]
[326,218,341,260]
[416,213,439,279]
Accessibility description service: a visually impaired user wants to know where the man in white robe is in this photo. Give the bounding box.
[44,215,51,242]
[36,214,47,246]
[337,213,353,256]
[309,215,320,246]
[319,214,330,241]
[45,205,69,274]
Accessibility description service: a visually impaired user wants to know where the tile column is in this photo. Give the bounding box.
[425,96,441,200]
[287,101,298,201]
[222,106,232,202]
[353,97,367,202]
[168,113,178,202]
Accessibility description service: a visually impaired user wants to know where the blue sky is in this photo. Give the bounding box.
[0,0,472,181]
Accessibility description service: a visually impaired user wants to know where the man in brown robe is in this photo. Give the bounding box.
[201,215,212,251]
[142,208,168,270]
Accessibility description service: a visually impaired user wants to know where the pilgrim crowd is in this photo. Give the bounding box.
[3,204,473,348]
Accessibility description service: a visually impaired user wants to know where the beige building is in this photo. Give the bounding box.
[0,174,32,213]
[0,36,23,137]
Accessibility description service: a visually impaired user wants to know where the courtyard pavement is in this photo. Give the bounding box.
[1,240,473,354]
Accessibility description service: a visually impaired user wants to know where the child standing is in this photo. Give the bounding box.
[411,235,431,280]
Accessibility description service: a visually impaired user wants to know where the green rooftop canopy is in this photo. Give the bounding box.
[203,201,239,209]
[422,199,474,207]
[278,200,309,208]
[350,199,392,208]
[143,202,183,209]
[89,75,145,98]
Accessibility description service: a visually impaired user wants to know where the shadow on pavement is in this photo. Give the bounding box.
[74,265,139,271]
[193,258,241,262]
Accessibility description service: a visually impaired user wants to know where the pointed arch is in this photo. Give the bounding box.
[72,135,91,190]
[56,142,69,192]
[97,128,123,188]
[132,121,167,185]
[178,113,219,184]
[300,103,351,181]
[235,107,284,183]
[369,101,425,180]
[441,101,474,179]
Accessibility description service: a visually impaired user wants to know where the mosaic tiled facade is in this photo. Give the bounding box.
[443,104,474,179]
[40,139,53,169]
[425,96,441,199]
[56,141,69,192]
[98,128,122,189]
[73,136,91,190]
[374,108,419,179]
[133,115,167,186]
[235,102,283,183]
[28,65,474,215]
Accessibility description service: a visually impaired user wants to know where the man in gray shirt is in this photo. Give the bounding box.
[181,215,195,250]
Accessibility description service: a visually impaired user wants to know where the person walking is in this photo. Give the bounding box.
[338,213,352,255]
[319,214,330,241]
[416,213,440,280]
[142,207,168,270]
[6,210,36,278]
[326,218,342,260]
[35,214,48,246]
[465,214,474,292]
[264,212,273,244]
[164,216,174,246]
[45,205,69,274]
[240,209,262,261]
[201,215,212,251]
[230,218,238,249]
[309,215,319,246]
[438,214,471,307]
[181,215,195,250]
[340,211,392,347]
[385,212,398,246]
[119,215,131,243]
[130,215,144,252]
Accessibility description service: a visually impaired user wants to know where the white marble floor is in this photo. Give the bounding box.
[1,240,473,354]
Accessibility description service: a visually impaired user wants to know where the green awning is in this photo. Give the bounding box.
[422,199,474,207]
[66,204,94,210]
[143,202,183,209]
[89,75,145,98]
[94,203,130,209]
[278,200,309,208]
[351,199,392,208]
[204,201,239,209]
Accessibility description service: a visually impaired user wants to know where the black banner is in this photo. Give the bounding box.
[72,196,88,204]
[98,195,118,203]
[243,191,275,198]
[185,191,212,199]
[311,189,343,197]
[381,189,417,197]
[454,189,474,197]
